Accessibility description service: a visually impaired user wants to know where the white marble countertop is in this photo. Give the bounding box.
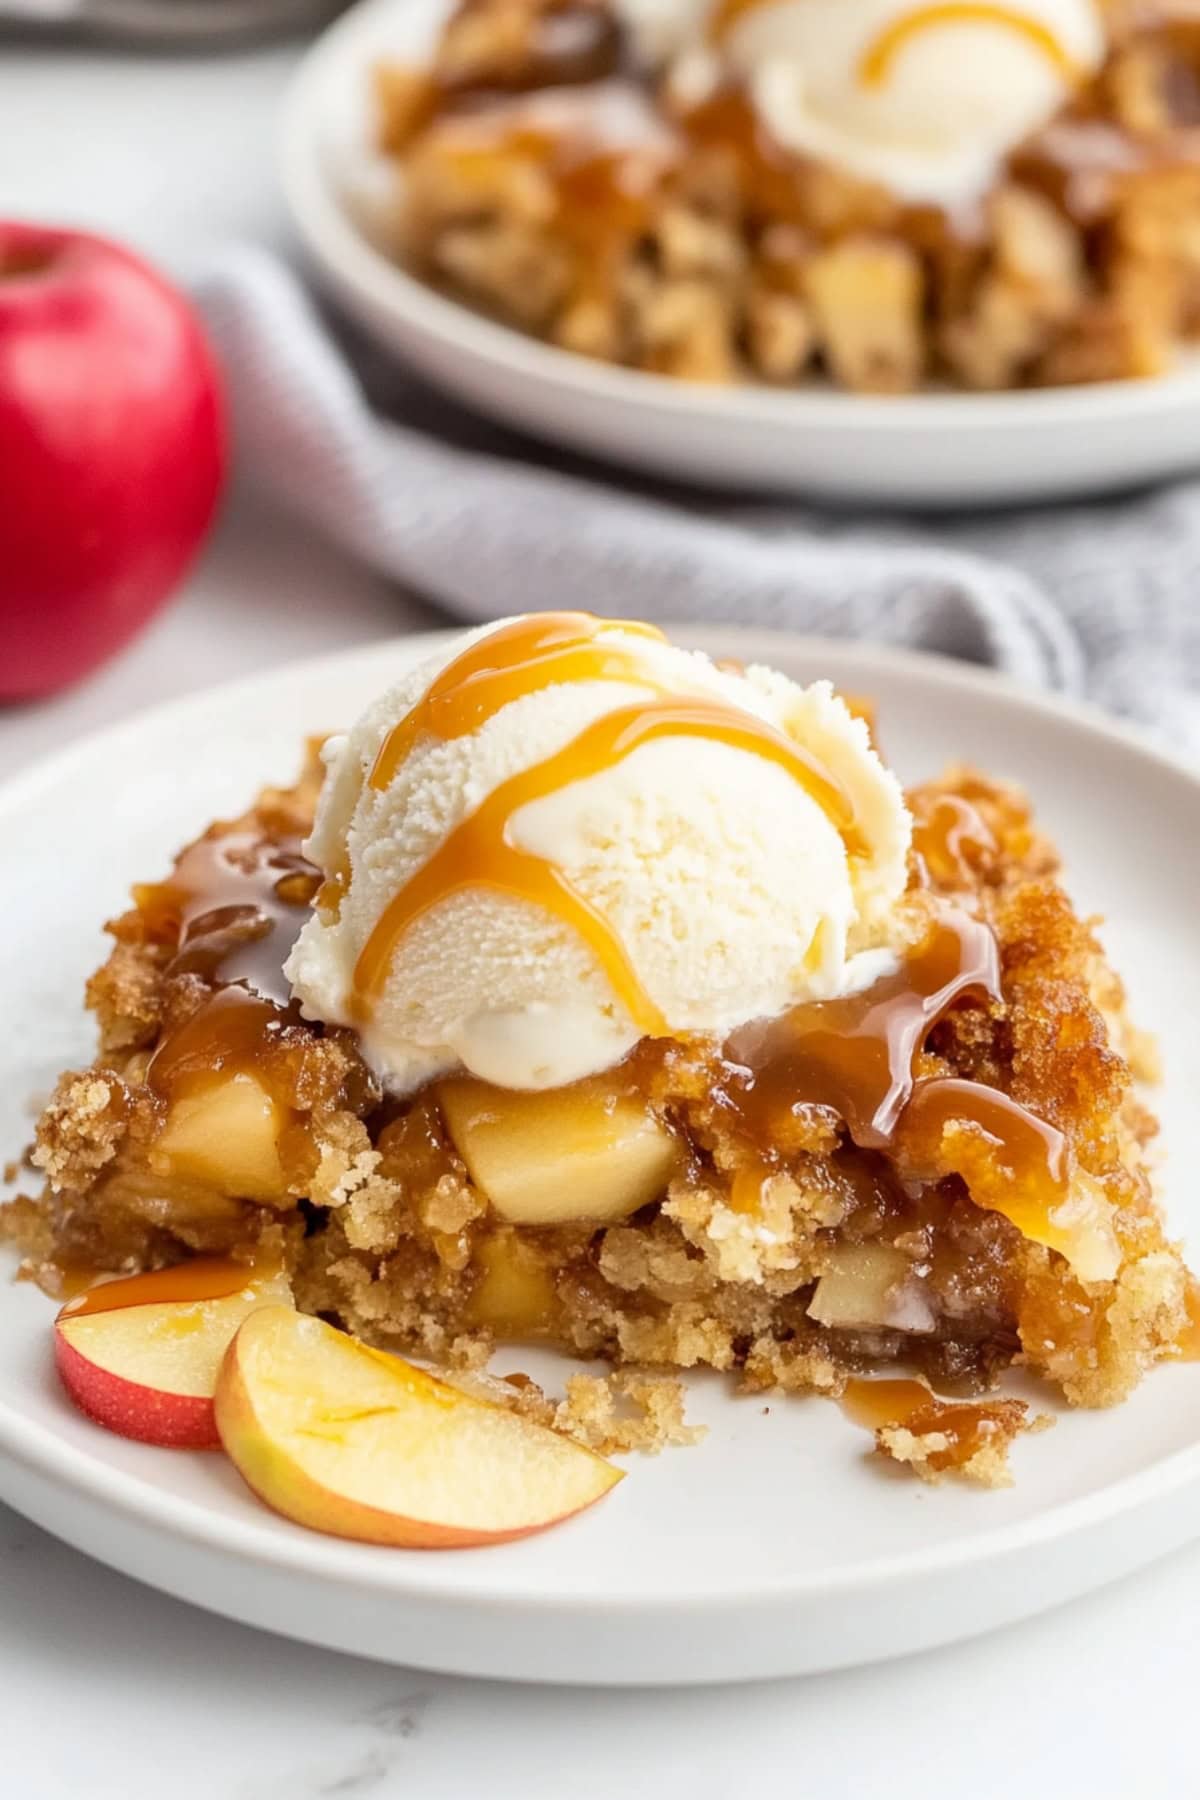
[1,30,1198,1798]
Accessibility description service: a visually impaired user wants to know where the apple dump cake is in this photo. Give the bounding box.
[371,0,1200,392]
[5,615,1195,1492]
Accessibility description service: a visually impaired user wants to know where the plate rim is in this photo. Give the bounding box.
[4,625,1200,1621]
[277,0,1200,439]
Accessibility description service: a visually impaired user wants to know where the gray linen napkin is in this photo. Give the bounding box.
[197,247,1200,753]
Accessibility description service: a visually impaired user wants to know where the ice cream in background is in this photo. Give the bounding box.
[285,615,912,1096]
[614,0,1106,207]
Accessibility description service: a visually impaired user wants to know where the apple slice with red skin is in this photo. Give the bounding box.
[215,1307,623,1548]
[55,1261,292,1449]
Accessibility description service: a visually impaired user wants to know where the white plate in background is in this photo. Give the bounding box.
[2,629,1200,1684]
[279,0,1200,507]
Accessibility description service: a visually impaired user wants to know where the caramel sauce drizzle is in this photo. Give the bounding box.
[368,613,667,791]
[336,613,859,1031]
[841,1376,1027,1470]
[899,1075,1073,1255]
[859,4,1083,88]
[320,613,672,915]
[137,830,320,1096]
[910,791,997,890]
[59,1257,260,1320]
[147,988,290,1099]
[723,906,1002,1147]
[706,0,1080,89]
[721,901,1078,1256]
[354,695,861,1027]
[841,1375,948,1429]
[137,831,318,1010]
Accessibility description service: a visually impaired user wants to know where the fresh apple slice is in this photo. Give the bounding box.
[437,1075,678,1226]
[215,1307,622,1548]
[55,1260,292,1449]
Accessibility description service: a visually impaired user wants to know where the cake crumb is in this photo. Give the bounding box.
[871,1394,1043,1487]
[449,1363,704,1456]
[555,1371,706,1456]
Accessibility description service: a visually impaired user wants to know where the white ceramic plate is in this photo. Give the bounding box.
[3,629,1200,1686]
[279,0,1200,508]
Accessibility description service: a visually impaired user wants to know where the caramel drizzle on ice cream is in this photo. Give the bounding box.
[859,4,1084,87]
[353,695,861,1032]
[369,613,668,790]
[330,613,859,1032]
[318,613,671,915]
[707,0,1081,88]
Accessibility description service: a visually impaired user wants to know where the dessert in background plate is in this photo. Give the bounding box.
[5,614,1195,1523]
[370,0,1200,393]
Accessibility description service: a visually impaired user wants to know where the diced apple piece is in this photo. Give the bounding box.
[97,1166,247,1228]
[215,1307,622,1547]
[54,1261,293,1448]
[467,1231,560,1338]
[437,1076,678,1226]
[807,1243,935,1334]
[157,1073,287,1202]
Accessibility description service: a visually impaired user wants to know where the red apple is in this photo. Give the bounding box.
[0,220,225,700]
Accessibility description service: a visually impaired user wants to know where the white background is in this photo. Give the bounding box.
[0,31,1197,1798]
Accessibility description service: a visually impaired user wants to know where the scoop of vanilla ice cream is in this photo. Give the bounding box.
[657,0,1104,208]
[285,621,911,1095]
